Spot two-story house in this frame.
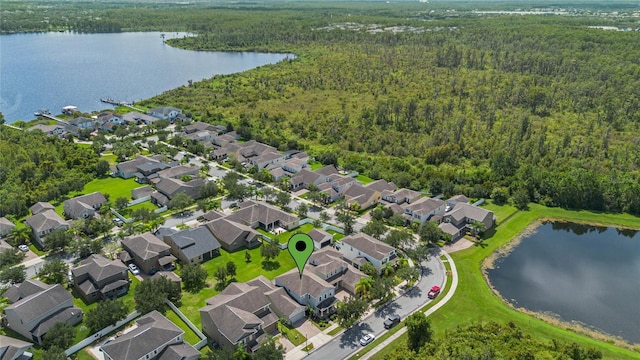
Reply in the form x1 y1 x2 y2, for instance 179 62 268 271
227 201 299 231
161 226 221 264
404 197 446 223
101 311 199 360
341 233 397 273
148 106 182 121
121 232 175 275
275 270 336 318
71 254 130 303
443 202 495 235
4 284 83 344
63 192 107 220
24 209 69 249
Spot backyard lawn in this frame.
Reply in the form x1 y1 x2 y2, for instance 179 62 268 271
83 177 141 201
178 245 297 328
258 223 316 245
164 309 203 346
355 174 374 184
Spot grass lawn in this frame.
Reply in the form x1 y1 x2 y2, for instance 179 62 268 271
179 246 297 328
118 200 158 219
83 177 141 201
370 204 640 359
278 322 307 346
327 326 343 336
164 309 202 346
308 161 323 171
101 152 118 166
273 223 315 244
327 230 345 241
355 174 374 184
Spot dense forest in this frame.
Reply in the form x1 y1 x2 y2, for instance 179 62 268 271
2 1 640 217
0 126 98 218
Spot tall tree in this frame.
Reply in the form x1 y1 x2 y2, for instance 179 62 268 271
182 263 208 292
43 322 75 350
44 229 73 252
336 296 368 329
0 265 26 284
260 241 280 262
168 192 194 215
85 298 129 333
405 312 432 352
38 259 69 285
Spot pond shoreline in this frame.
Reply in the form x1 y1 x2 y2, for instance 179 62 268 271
481 217 640 350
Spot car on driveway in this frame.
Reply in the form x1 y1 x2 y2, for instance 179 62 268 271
428 285 441 299
128 263 140 275
383 314 401 329
359 333 375 346
18 244 29 252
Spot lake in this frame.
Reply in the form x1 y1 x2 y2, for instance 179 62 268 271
487 221 640 344
0 32 291 123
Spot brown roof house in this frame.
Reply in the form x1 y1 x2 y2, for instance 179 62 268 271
156 177 205 202
161 226 221 264
343 183 380 211
227 201 299 231
101 310 199 360
0 217 16 238
24 208 68 249
121 232 176 275
3 284 82 344
200 276 304 352
341 233 397 273
0 335 33 360
71 254 130 303
63 192 107 220
203 218 261 252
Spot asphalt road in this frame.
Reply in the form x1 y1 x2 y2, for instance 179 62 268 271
305 252 446 360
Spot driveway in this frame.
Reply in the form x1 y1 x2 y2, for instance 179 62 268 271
303 252 446 360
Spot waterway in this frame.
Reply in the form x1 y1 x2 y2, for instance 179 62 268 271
0 31 291 123
487 221 640 344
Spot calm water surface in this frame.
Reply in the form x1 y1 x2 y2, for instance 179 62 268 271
0 32 290 122
487 221 640 344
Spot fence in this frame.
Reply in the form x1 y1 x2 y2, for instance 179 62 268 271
127 195 151 207
65 311 141 356
165 299 208 349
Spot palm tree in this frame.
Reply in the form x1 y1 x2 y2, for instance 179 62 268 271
9 226 32 247
470 220 486 237
355 277 374 300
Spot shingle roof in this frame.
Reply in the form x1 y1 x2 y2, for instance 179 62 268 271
63 192 106 215
227 201 298 228
448 194 470 204
365 179 397 193
117 156 160 175
32 306 82 337
405 197 445 216
122 111 158 124
2 280 50 304
5 284 74 327
275 269 333 299
342 233 395 261
315 165 338 177
0 217 16 234
24 210 67 233
101 311 189 360
158 342 201 360
203 218 259 247
308 228 332 244
0 335 32 360
122 232 170 261
448 202 493 223
164 226 220 261
72 254 127 283
29 202 54 215
131 186 153 199
156 165 199 179
438 222 461 236
290 169 321 187
0 239 13 254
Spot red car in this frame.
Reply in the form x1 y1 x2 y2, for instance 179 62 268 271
428 285 441 299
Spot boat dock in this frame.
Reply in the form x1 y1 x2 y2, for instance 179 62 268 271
39 113 68 124
101 97 147 113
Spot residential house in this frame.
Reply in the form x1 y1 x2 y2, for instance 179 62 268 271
270 167 287 182
404 197 446 223
211 132 239 149
148 106 182 121
365 179 397 193
315 165 339 178
381 188 421 205
150 191 170 207
343 183 380 210
4 284 82 344
0 335 33 360
2 280 49 304
307 247 366 295
317 182 340 203
203 218 261 252
200 276 304 351
131 185 154 200
275 270 336 318
24 210 69 248
155 165 199 180
290 151 310 163
63 192 107 219
289 169 322 190
162 226 221 264
66 116 95 130
71 254 130 304
101 310 199 360
96 112 124 126
281 158 307 174
181 130 217 143
29 202 54 215
184 121 217 134
156 177 205 201
27 124 67 137
308 228 333 250
0 217 15 238
250 151 286 169
116 155 165 179
0 239 13 254
121 232 175 275
341 233 397 273
122 111 158 125
227 201 299 231
134 161 171 183
443 202 495 234
438 222 465 242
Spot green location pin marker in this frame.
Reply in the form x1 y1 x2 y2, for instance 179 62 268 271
288 233 314 279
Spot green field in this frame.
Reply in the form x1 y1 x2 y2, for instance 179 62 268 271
355 174 374 184
164 309 203 346
369 203 640 359
83 177 141 201
179 245 297 328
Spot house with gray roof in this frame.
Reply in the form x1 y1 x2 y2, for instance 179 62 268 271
101 310 199 360
96 111 124 126
131 185 154 200
2 280 50 304
446 194 470 207
250 151 286 169
404 197 446 223
381 188 421 205
4 284 82 345
156 177 205 201
116 155 164 179
307 247 366 295
148 106 182 121
184 121 218 134
122 111 159 125
343 183 380 210
443 202 495 235
281 158 307 174
289 169 323 190
308 228 333 250
200 276 304 352
275 269 336 318
341 233 397 273
24 210 68 248
0 239 13 254
63 192 107 220
71 254 130 303
0 335 33 360
0 217 15 238
162 226 221 264
203 218 261 252
365 179 397 193
155 165 199 180
227 201 299 231
270 167 287 182
315 165 339 177
121 232 175 275
438 222 464 242
66 116 94 129
29 202 54 215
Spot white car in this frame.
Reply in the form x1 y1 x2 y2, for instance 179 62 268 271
359 333 375 346
18 244 29 252
128 263 140 275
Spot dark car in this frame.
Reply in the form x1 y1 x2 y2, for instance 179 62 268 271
383 314 401 329
428 285 441 299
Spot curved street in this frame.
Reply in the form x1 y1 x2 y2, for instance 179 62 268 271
300 248 456 360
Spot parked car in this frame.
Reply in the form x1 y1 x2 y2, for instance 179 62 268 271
359 333 375 346
128 263 140 275
383 314 401 329
18 244 29 252
428 285 441 299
